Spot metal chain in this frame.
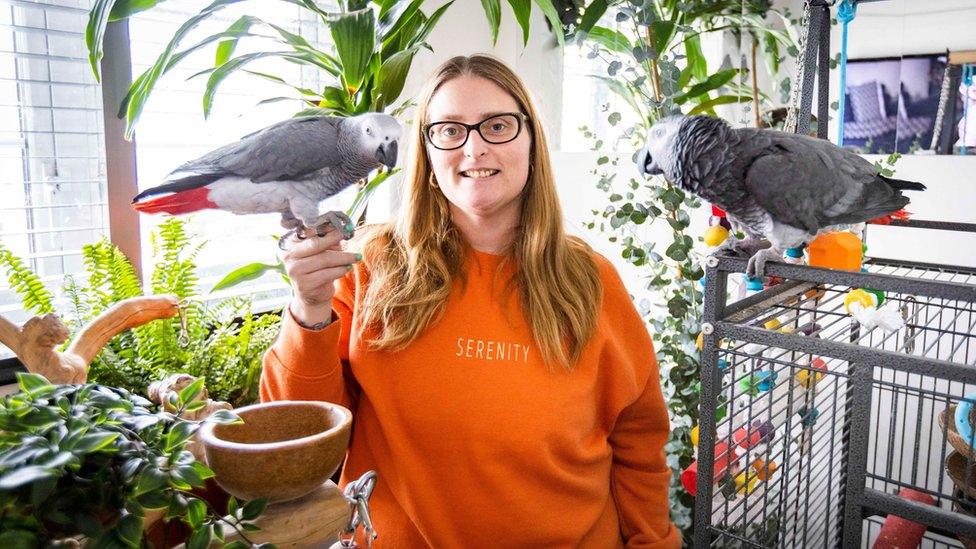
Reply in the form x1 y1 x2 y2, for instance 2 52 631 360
784 1 813 134
930 60 954 150
177 298 190 347
338 471 378 549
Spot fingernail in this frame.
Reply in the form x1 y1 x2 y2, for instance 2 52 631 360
354 253 363 262
346 264 354 271
345 223 354 232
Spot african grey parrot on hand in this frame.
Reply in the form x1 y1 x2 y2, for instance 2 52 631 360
637 115 926 278
132 113 400 245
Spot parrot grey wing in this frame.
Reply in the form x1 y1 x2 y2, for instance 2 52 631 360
742 132 907 232
172 116 344 183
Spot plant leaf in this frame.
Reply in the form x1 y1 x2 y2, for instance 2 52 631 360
178 377 206 404
376 49 415 111
211 261 286 292
346 168 400 221
215 15 258 66
480 0 501 45
329 8 376 94
531 0 564 45
673 68 739 105
16 372 51 395
74 432 121 454
584 25 631 55
506 0 531 45
687 95 750 116
577 0 607 35
0 465 57 490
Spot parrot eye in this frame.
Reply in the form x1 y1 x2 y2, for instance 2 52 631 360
365 126 372 135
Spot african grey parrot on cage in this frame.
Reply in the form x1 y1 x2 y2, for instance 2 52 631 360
637 115 926 278
132 113 401 243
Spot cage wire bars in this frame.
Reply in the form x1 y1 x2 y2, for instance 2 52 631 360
693 0 976 547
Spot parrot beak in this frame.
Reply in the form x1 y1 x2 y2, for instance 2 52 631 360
376 141 398 169
638 147 663 178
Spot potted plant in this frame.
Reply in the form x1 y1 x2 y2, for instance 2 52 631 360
0 372 268 548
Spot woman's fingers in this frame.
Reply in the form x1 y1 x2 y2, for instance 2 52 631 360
289 251 361 277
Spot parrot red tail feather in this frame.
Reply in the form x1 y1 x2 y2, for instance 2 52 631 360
132 187 218 215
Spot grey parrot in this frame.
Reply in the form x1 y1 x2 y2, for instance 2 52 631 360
637 115 926 278
132 112 401 245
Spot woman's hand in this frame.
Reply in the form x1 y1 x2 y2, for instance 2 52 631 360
281 228 361 326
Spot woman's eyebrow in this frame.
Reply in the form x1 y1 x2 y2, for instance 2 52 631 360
434 111 513 121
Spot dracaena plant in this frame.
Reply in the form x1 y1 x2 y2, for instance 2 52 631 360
0 373 268 549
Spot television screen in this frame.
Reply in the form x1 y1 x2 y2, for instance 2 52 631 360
841 54 968 155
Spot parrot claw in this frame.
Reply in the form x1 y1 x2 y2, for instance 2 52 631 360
309 211 355 240
746 248 783 279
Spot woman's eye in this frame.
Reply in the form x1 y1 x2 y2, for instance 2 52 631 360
441 127 458 136
489 123 507 132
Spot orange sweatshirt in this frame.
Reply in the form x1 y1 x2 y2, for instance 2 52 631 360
260 248 680 548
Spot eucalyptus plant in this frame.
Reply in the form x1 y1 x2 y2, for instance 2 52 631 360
0 372 266 549
564 0 797 541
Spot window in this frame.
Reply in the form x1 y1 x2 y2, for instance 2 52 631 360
0 0 107 355
128 1 339 311
560 20 641 152
1 0 340 361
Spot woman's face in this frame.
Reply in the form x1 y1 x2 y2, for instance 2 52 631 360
425 75 532 222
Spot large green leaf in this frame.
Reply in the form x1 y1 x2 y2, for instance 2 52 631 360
507 0 531 45
85 0 115 81
108 0 165 20
576 0 607 35
330 8 376 94
211 262 285 293
673 68 739 105
194 51 336 117
480 0 502 45
407 2 454 50
585 26 631 55
87 0 167 81
531 0 564 45
377 49 416 111
121 0 245 137
215 15 258 66
650 20 675 57
687 94 750 115
377 0 423 42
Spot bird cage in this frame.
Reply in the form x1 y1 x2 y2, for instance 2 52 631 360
694 220 976 548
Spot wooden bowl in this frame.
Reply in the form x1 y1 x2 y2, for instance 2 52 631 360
199 401 352 503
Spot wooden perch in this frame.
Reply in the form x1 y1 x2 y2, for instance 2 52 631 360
0 295 180 384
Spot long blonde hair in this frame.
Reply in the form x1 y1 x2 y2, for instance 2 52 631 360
357 55 602 369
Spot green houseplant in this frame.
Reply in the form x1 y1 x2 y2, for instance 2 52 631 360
0 372 267 549
0 218 279 407
561 0 797 541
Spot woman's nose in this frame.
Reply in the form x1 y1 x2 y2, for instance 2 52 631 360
463 129 488 158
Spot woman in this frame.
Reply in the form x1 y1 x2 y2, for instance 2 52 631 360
261 55 679 548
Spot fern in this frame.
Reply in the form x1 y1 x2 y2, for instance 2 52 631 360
0 244 55 315
3 218 278 406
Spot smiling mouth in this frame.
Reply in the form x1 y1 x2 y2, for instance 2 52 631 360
459 169 500 179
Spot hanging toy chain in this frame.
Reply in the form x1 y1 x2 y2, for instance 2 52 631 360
332 471 379 549
783 1 813 134
177 299 190 347
836 0 857 145
930 54 953 150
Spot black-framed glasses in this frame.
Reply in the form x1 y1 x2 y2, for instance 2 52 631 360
424 112 529 150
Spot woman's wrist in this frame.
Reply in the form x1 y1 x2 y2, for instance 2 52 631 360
289 300 334 330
